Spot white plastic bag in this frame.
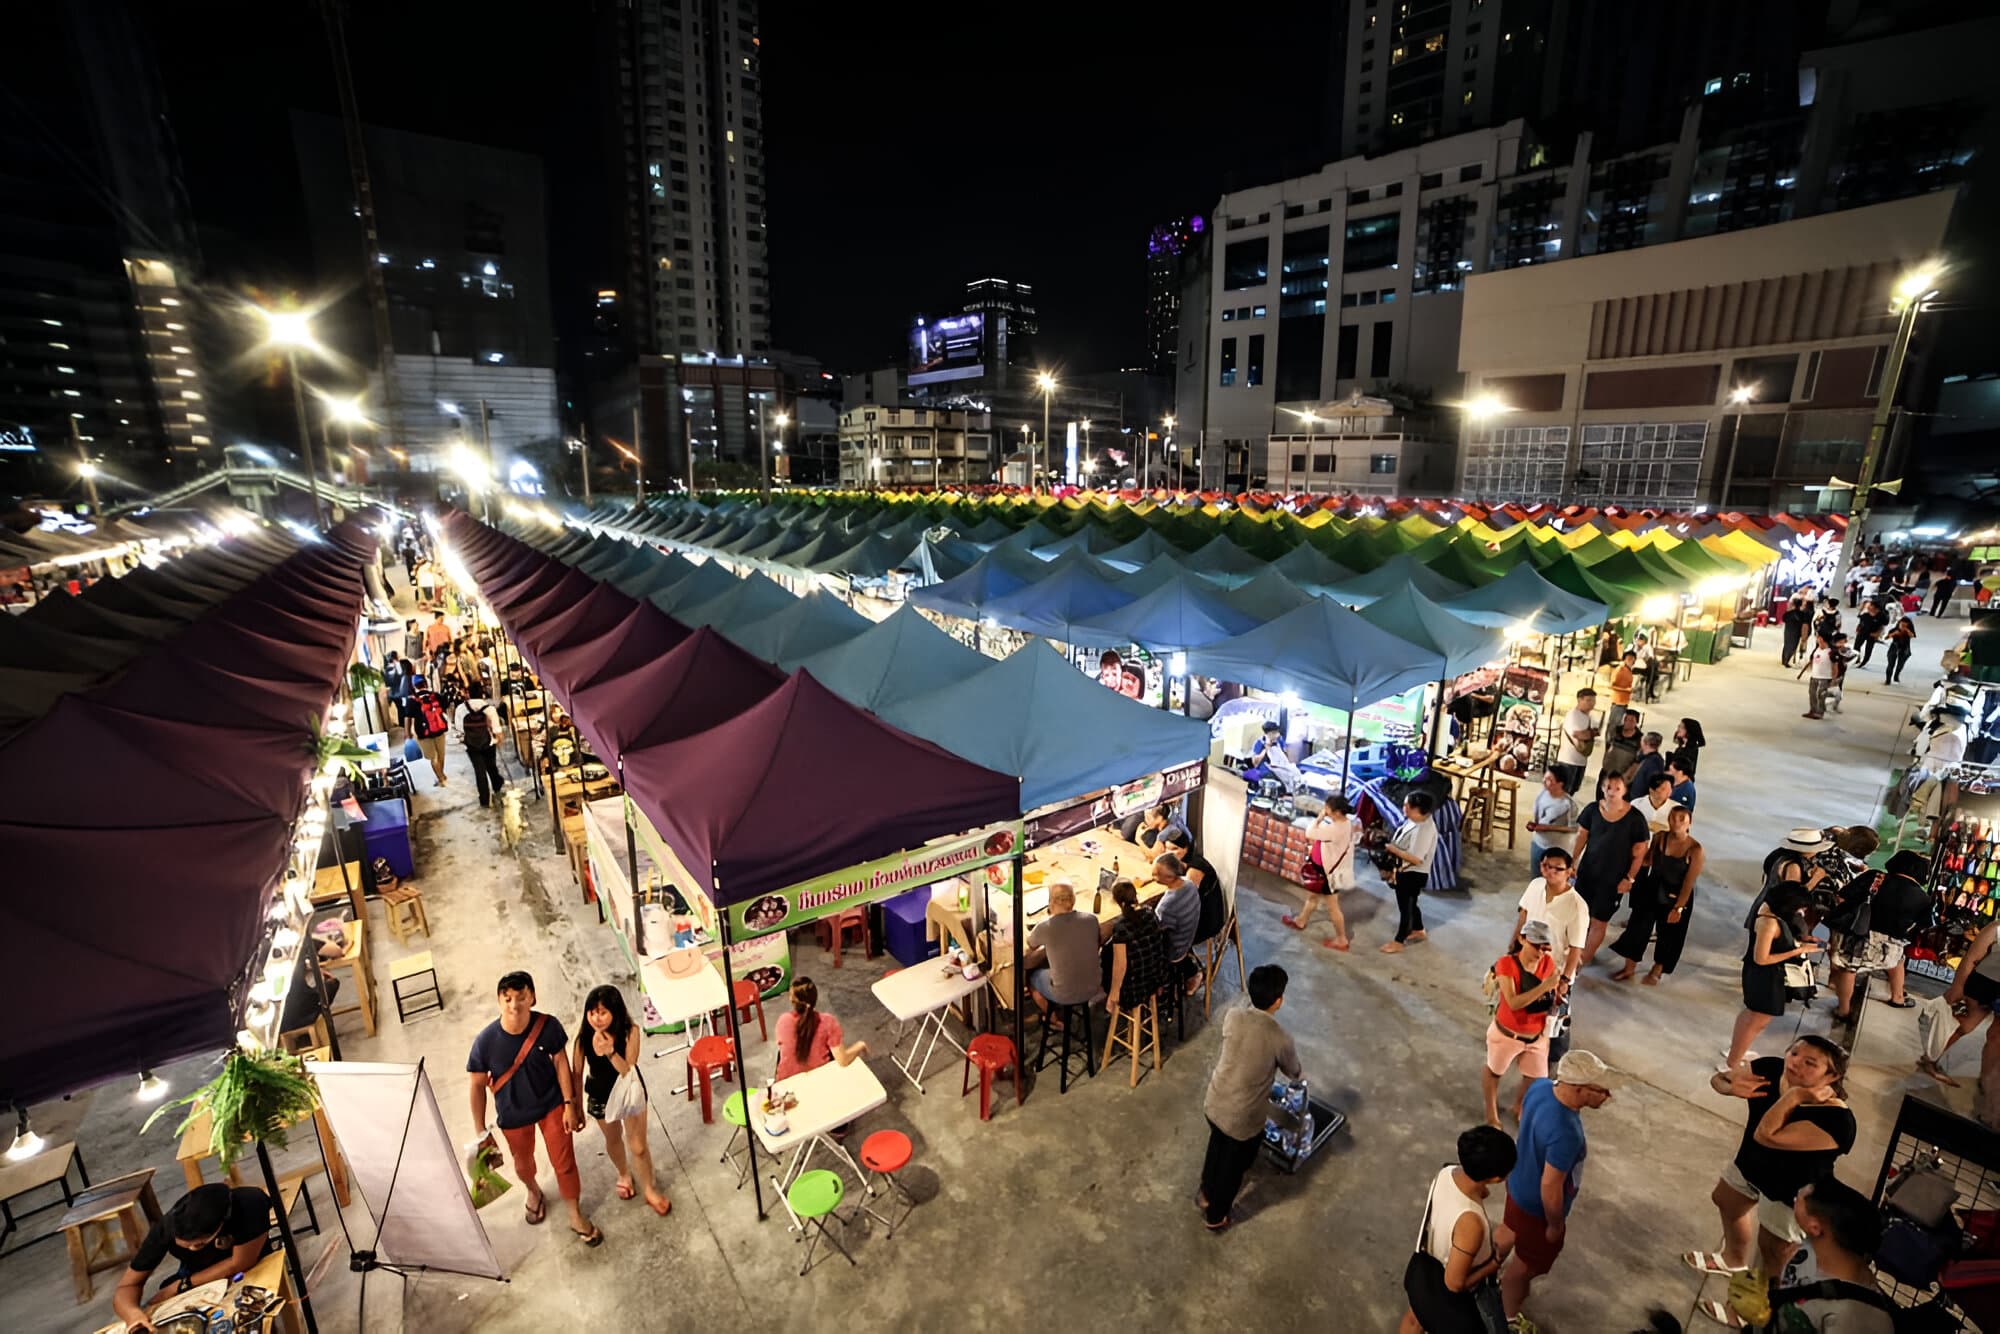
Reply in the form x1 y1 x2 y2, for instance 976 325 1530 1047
1914 994 1955 1064
602 1068 648 1121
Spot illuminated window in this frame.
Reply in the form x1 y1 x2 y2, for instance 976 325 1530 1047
1391 110 1406 126
1391 45 1407 63
48 342 69 350
1424 33 1444 53
1463 89 1475 105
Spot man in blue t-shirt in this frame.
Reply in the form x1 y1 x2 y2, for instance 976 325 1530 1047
467 971 600 1245
1666 752 1698 816
1501 1050 1618 1323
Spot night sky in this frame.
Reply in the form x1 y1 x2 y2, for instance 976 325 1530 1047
141 0 1333 375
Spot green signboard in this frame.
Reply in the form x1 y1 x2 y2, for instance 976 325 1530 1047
726 820 1025 937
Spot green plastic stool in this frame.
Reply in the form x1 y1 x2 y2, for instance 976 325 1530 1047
719 1087 758 1189
788 1169 854 1275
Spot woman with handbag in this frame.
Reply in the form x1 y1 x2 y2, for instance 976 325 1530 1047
1725 882 1822 1071
571 985 670 1217
1684 1035 1854 1281
1281 796 1355 951
1400 1125 1518 1334
1380 792 1441 955
1607 806 1705 986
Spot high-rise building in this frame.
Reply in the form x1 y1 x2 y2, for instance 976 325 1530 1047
962 278 1037 367
1145 216 1206 379
605 0 770 362
291 114 561 480
1 2 212 499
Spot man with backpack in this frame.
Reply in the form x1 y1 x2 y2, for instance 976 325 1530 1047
408 675 452 787
461 695 507 808
1701 1176 1894 1332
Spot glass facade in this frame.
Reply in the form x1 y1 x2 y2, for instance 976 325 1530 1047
1460 425 1569 501
1579 152 1670 255
1413 194 1475 293
1279 227 1330 317
1573 421 1707 505
1223 237 1271 290
1343 213 1401 272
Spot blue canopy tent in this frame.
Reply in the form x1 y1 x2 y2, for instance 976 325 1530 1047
645 559 741 614
1323 553 1470 607
1068 567 1265 651
610 550 701 600
978 555 1138 642
794 604 990 711
1178 534 1270 588
1119 553 1213 598
674 569 797 630
721 589 870 668
1187 595 1442 781
1222 566 1320 622
1029 525 1130 561
1438 562 1610 635
897 534 984 585
1355 584 1508 680
1097 528 1186 572
808 531 912 578
908 548 1046 621
1269 542 1359 593
880 641 1212 812
960 515 1016 545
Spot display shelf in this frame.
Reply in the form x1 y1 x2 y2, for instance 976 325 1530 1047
1867 1094 2000 1328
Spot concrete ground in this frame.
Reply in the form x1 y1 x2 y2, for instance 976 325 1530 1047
0 607 1975 1334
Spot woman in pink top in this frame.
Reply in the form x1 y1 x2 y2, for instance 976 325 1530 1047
772 977 869 1083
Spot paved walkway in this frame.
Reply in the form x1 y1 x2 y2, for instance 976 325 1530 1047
0 603 1974 1334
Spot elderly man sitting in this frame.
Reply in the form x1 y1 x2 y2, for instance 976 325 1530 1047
1024 880 1104 1022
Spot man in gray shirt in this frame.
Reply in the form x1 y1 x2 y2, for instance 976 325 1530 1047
1153 854 1202 963
1199 964 1300 1230
1023 881 1102 1019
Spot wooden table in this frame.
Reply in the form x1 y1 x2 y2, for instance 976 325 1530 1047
0 1139 85 1248
310 860 364 921
871 960 988 1093
322 916 377 1037
90 1247 299 1334
175 1051 351 1209
751 1059 889 1231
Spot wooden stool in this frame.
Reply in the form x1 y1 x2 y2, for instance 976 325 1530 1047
1489 777 1519 851
56 1169 160 1303
1102 996 1162 1087
278 1014 331 1054
729 978 767 1043
382 884 429 944
323 918 377 1038
961 1034 1022 1120
1460 787 1493 852
389 951 444 1022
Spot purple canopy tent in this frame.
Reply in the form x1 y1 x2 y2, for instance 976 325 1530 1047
568 626 784 766
537 603 691 702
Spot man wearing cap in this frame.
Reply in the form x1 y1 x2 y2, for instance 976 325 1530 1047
1501 1050 1618 1323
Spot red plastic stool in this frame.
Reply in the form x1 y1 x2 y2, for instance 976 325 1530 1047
961 1034 1022 1121
856 1129 916 1237
730 978 767 1043
686 1034 736 1124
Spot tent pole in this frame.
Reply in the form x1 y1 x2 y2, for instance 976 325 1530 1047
717 909 765 1222
621 760 642 957
254 1139 319 1334
1338 692 1358 797
1428 676 1449 756
1011 853 1026 1061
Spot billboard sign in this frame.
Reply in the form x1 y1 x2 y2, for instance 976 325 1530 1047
909 313 986 385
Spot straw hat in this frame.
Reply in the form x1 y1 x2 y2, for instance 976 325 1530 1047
1782 828 1833 855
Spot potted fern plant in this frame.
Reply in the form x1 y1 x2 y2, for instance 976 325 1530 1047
347 661 387 735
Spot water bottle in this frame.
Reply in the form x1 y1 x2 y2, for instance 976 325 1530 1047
1300 1109 1315 1145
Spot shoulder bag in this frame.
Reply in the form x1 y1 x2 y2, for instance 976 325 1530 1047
488 1013 550 1096
1402 1169 1508 1334
602 1064 648 1121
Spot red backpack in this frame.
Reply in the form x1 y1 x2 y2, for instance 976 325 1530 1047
414 692 449 739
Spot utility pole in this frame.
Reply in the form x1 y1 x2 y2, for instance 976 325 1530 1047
632 404 646 505
285 347 329 529
1829 267 1937 596
70 416 101 514
576 427 592 507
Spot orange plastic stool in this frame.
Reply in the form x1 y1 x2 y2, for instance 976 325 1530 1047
686 1034 736 1124
731 978 768 1043
961 1034 1022 1121
857 1129 916 1237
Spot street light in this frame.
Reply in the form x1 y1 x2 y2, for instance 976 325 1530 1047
765 410 788 500
76 458 102 514
1162 414 1176 488
1716 386 1758 507
255 304 327 529
1035 371 1057 487
1830 261 1943 593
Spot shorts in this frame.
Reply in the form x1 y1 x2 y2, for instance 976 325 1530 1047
1503 1192 1566 1278
1719 1160 1805 1244
1029 967 1059 1002
1967 971 2000 1012
1484 1021 1550 1078
1830 930 1904 975
416 734 447 767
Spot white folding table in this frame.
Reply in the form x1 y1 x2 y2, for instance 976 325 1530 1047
751 1059 889 1231
871 960 987 1093
641 949 729 1093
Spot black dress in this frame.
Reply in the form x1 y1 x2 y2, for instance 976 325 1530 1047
1741 910 1799 1017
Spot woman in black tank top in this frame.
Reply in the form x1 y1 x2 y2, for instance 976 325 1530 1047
570 985 671 1217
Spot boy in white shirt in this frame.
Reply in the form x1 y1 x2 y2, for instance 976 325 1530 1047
1514 848 1588 1064
1553 688 1599 796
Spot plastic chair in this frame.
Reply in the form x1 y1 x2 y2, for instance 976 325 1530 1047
730 977 767 1043
719 1087 758 1188
684 1034 736 1124
856 1129 916 1237
788 1170 854 1275
1032 997 1099 1092
815 906 872 967
961 1033 1023 1121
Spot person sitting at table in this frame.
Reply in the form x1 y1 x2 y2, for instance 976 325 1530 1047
1152 853 1206 996
1244 720 1301 791
1025 880 1103 1025
1138 801 1190 851
1106 880 1171 1020
774 977 870 1084
113 1182 274 1332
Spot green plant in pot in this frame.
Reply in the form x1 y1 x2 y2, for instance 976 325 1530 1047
310 717 376 781
143 1047 320 1171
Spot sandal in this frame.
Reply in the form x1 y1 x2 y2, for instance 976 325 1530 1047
1883 997 1916 1009
524 1197 547 1225
571 1224 604 1246
1323 938 1351 952
1696 1299 1745 1328
615 1181 635 1201
647 1195 671 1217
1681 1251 1745 1275
1280 914 1306 931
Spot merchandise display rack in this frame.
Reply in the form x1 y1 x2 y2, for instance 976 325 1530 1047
1868 1094 2000 1327
1913 794 2000 985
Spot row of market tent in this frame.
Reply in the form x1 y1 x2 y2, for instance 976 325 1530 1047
0 519 376 1106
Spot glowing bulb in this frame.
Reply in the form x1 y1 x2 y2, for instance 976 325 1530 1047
137 1070 168 1103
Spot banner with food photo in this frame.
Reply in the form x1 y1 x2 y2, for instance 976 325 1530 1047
725 820 1025 938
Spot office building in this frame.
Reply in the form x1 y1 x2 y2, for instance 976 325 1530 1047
604 0 770 363
1145 216 1205 378
292 114 561 477
961 278 1037 368
1456 191 1954 510
837 404 992 487
1 3 211 498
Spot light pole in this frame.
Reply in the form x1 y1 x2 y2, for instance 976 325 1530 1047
258 307 328 529
1162 415 1175 489
1080 418 1092 487
69 415 102 514
320 393 372 485
1715 385 1756 509
1462 395 1513 502
765 410 787 500
1035 371 1057 489
1829 263 1940 596
572 429 593 506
